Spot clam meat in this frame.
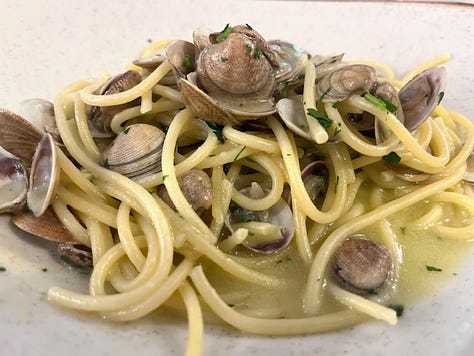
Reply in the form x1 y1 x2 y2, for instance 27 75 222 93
0 148 28 214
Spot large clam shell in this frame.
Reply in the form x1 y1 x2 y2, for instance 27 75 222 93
102 123 165 181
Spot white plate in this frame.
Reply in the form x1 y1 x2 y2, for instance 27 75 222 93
0 1 473 355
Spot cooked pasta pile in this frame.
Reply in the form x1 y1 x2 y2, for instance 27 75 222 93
36 34 474 356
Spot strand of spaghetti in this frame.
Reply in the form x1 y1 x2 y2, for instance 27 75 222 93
327 283 397 325
152 194 286 289
190 266 364 334
117 203 146 271
302 164 466 314
303 61 329 143
56 149 111 204
377 220 402 299
413 203 444 228
291 192 312 265
178 280 203 356
231 153 284 211
401 53 451 85
80 214 114 264
140 88 153 114
80 60 173 106
223 127 281 154
267 116 347 223
54 80 174 290
348 96 450 167
110 99 184 134
51 197 89 245
73 92 100 160
161 108 219 243
104 258 196 321
140 39 171 58
152 84 182 102
197 143 259 168
325 102 399 157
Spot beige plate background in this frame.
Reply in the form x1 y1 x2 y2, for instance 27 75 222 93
0 1 473 355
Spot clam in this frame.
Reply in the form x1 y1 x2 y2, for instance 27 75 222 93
57 243 94 271
0 148 28 214
301 160 329 205
225 182 294 253
387 163 430 183
18 98 63 144
27 133 60 217
275 97 311 141
315 64 377 103
158 169 213 215
102 123 165 181
87 70 142 137
333 235 391 295
311 54 346 79
0 108 43 166
11 207 75 243
399 67 447 131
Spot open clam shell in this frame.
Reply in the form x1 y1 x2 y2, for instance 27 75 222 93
27 133 60 217
0 148 28 214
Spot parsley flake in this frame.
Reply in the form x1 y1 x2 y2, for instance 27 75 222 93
216 24 233 42
162 175 169 182
382 151 401 164
253 47 262 59
233 146 246 162
183 54 193 72
221 56 228 62
41 268 48 272
365 92 398 113
426 265 442 272
306 108 333 129
206 122 225 143
316 87 331 106
437 91 445 105
0 266 6 272
245 44 252 53
103 159 110 169
388 304 404 317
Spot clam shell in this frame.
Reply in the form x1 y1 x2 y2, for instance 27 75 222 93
333 236 391 295
102 124 165 181
27 133 60 217
0 149 28 214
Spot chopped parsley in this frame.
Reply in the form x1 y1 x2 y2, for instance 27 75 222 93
233 146 246 161
245 43 252 53
400 226 406 234
253 47 262 59
316 87 331 106
426 265 442 272
276 256 292 264
246 157 256 163
41 268 48 272
216 24 233 42
306 108 333 129
388 304 404 317
382 151 401 164
103 159 110 169
332 101 340 109
0 266 6 272
206 122 225 143
437 91 445 105
221 56 228 62
335 175 340 192
123 127 131 134
162 175 169 182
367 289 378 295
364 92 398 113
227 303 235 308
183 54 193 72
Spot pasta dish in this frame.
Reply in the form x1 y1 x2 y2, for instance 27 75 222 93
0 24 473 355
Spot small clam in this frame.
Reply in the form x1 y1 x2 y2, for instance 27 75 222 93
102 124 165 181
11 207 75 243
0 148 28 214
373 81 404 144
57 243 94 271
0 108 43 166
87 70 142 137
311 54 346 79
18 98 63 144
166 40 197 79
275 97 311 141
333 235 391 295
315 64 377 103
225 182 294 253
399 67 447 131
27 133 60 217
158 169 213 215
301 160 329 205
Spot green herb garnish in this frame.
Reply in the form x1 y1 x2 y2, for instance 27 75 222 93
316 87 331 106
253 47 262 59
388 304 404 317
306 108 333 129
400 226 406 234
206 122 225 143
426 265 442 272
123 127 131 134
332 101 340 109
221 56 228 62
245 44 252 53
233 146 246 162
246 157 256 163
335 175 340 192
382 151 401 164
41 268 48 272
437 91 445 105
216 24 233 42
0 266 6 272
103 159 110 169
365 92 398 113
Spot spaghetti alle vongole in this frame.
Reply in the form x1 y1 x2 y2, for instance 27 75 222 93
0 24 473 356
